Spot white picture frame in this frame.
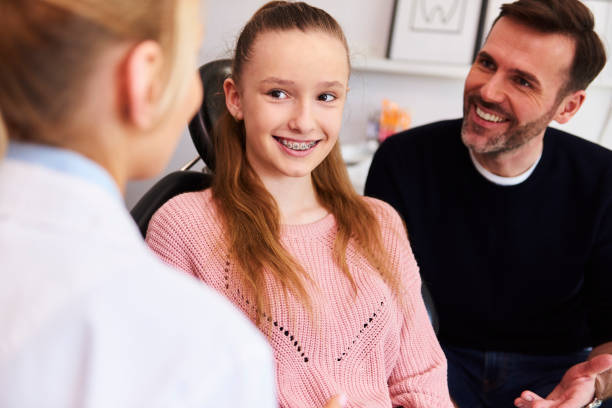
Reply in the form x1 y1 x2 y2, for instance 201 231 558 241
387 0 485 65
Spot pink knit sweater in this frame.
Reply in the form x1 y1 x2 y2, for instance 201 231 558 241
146 189 453 408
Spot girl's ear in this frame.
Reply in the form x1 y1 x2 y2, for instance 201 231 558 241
120 40 163 129
223 77 243 120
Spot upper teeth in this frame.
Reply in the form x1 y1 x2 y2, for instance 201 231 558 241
476 107 504 123
281 139 317 151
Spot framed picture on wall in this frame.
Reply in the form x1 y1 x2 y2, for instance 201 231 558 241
387 0 486 65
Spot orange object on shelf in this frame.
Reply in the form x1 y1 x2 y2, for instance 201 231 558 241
378 99 411 142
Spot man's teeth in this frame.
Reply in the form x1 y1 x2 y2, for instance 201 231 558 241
476 106 504 123
280 139 317 151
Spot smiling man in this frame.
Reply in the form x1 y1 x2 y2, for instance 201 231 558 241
365 1 612 407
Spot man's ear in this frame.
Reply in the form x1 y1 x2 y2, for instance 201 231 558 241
223 77 243 120
554 89 586 125
121 40 163 129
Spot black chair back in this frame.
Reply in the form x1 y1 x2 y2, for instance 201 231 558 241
187 59 232 172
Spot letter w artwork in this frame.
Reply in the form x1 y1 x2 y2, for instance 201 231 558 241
388 0 482 64
410 0 468 33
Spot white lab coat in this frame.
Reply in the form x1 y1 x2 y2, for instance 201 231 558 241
0 159 276 408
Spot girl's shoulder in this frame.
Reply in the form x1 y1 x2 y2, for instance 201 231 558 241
361 196 404 228
155 188 216 220
359 196 410 249
149 188 223 235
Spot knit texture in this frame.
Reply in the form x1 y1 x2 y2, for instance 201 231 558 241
146 189 453 408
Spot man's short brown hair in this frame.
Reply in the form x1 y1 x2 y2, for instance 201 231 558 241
493 0 607 92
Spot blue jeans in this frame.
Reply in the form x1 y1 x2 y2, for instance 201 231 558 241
443 344 608 408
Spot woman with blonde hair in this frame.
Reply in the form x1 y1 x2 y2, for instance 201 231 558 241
0 0 277 406
147 2 454 407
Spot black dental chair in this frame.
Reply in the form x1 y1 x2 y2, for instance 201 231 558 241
129 58 439 334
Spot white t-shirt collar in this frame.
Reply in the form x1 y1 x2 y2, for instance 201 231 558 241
469 149 542 186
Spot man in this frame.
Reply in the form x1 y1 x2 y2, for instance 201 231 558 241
365 1 612 407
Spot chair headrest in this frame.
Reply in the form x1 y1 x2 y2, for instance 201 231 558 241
187 59 233 172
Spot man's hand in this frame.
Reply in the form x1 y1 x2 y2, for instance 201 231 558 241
513 354 612 408
591 343 612 401
323 394 347 408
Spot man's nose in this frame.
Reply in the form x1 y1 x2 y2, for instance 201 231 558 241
479 73 506 104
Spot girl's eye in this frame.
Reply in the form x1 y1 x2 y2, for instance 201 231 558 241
318 93 336 102
267 89 288 99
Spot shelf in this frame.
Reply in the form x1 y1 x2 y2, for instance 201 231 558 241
351 56 612 89
351 56 470 79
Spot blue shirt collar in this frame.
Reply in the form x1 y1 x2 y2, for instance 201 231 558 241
6 142 122 201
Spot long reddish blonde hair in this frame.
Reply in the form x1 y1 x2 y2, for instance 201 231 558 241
212 1 400 323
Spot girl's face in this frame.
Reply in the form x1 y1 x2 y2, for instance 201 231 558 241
226 29 349 183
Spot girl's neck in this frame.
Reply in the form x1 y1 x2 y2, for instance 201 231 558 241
260 174 328 225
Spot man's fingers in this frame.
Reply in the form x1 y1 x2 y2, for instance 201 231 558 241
523 390 545 401
323 394 347 408
515 390 548 408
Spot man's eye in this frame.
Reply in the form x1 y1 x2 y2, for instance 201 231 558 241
318 93 336 102
516 77 532 88
268 89 288 99
479 59 495 70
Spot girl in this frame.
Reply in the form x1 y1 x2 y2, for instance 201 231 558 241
147 2 453 407
0 0 276 406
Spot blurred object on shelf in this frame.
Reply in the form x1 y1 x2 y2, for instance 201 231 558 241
343 99 411 194
341 141 374 195
341 142 370 166
366 110 381 152
378 99 411 143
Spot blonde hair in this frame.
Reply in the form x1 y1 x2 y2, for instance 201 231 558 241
0 0 198 145
213 1 400 324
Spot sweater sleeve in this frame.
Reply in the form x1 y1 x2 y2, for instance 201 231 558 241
586 167 612 346
372 201 453 408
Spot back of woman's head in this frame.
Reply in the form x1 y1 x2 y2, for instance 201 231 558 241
0 0 193 145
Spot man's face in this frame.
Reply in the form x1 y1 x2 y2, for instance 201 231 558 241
461 17 576 155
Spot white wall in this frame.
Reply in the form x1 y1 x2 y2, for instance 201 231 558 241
125 0 612 208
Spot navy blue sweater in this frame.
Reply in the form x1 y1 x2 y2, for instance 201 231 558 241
365 119 612 353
